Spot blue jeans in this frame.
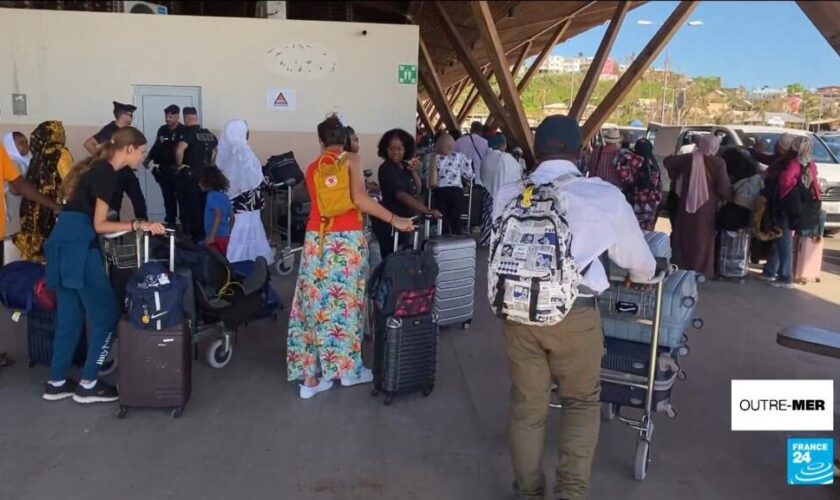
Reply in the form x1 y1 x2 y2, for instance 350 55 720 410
763 215 793 284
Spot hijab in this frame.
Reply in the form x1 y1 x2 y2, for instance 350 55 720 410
26 121 67 189
3 132 31 171
632 138 659 190
217 119 265 199
685 134 720 214
792 136 815 188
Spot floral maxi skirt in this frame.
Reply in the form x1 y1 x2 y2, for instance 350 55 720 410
286 230 368 381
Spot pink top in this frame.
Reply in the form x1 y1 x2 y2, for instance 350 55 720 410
778 159 820 201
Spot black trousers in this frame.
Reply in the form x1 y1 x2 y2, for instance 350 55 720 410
434 186 464 235
176 169 206 242
371 219 414 259
153 165 179 227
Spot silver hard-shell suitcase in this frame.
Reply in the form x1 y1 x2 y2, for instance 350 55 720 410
424 218 475 330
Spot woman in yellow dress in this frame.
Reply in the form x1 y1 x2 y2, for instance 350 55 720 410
15 121 73 262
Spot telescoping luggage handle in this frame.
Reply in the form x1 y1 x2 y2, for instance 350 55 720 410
102 229 176 272
392 214 441 251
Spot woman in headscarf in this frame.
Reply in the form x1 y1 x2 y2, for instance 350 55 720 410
216 119 273 264
3 132 31 248
664 134 732 277
15 121 73 262
761 136 821 288
616 138 662 231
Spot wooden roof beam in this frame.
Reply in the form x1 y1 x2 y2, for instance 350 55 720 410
471 1 534 156
581 1 699 143
518 18 572 94
433 2 519 141
419 36 460 133
569 0 630 120
487 40 533 128
417 96 434 132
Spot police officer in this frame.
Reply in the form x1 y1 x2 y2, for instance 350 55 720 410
175 107 217 242
143 104 184 228
84 101 147 221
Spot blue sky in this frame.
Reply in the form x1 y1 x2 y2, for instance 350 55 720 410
550 1 840 89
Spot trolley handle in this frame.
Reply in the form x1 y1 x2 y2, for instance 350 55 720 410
625 269 668 287
268 178 298 189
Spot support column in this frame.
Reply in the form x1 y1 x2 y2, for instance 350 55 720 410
419 37 460 133
568 1 630 121
581 1 699 143
417 96 434 133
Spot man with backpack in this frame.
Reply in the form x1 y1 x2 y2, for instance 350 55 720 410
489 115 655 500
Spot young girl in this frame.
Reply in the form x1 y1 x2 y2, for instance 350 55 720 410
43 127 165 404
199 166 234 255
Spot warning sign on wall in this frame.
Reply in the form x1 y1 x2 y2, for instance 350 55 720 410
266 88 296 111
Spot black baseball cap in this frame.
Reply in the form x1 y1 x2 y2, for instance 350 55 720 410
534 115 582 155
183 107 198 116
164 104 180 114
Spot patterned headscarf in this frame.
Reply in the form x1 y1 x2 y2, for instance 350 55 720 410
14 121 70 262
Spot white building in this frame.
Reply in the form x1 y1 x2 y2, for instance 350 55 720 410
539 55 591 74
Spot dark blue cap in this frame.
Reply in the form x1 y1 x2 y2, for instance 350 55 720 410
534 115 582 155
488 133 507 150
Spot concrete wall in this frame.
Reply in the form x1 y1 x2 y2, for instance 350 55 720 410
0 8 418 171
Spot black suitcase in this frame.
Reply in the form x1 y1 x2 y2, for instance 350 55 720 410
27 309 87 367
600 337 681 416
117 319 191 419
372 313 438 405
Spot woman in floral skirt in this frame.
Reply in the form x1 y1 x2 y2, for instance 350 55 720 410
286 115 414 399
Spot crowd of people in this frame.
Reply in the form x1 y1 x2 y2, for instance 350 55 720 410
0 101 826 497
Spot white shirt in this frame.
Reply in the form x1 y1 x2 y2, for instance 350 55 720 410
434 152 474 188
678 143 696 154
480 150 523 200
492 159 656 294
454 133 489 185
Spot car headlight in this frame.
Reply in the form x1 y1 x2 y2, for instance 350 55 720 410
818 177 828 193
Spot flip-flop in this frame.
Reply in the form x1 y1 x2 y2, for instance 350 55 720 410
0 353 14 368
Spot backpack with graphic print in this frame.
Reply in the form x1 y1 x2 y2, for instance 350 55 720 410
313 152 357 248
487 174 581 326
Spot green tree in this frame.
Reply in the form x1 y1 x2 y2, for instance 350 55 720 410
786 83 806 96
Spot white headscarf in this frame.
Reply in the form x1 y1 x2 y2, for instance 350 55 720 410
217 119 265 199
3 132 31 171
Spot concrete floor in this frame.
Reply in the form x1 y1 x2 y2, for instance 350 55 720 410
1 233 839 500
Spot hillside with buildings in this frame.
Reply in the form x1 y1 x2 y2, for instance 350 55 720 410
462 55 840 131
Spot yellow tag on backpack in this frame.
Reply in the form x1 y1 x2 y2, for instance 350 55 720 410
313 152 357 249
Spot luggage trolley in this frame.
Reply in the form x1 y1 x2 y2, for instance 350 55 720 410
263 179 304 275
102 229 252 372
599 269 672 481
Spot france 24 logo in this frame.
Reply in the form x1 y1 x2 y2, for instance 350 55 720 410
787 438 834 485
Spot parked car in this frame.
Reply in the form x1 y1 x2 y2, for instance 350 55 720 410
647 124 840 229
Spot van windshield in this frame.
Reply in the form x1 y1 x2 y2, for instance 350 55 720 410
734 130 838 164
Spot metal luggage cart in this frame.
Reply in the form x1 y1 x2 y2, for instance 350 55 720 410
263 179 304 275
101 229 242 371
598 269 671 481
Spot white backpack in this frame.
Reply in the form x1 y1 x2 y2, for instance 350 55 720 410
487 174 581 326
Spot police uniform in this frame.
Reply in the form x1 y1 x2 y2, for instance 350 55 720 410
178 123 218 241
147 119 184 226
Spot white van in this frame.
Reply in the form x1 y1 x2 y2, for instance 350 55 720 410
647 124 840 229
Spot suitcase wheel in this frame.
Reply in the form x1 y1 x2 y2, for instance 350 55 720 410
422 386 434 397
462 320 471 331
678 345 690 357
695 274 707 285
601 403 617 422
383 395 395 406
692 318 704 330
28 360 35 368
274 252 295 276
117 407 128 419
171 407 183 419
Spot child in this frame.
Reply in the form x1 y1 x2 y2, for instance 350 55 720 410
199 166 234 256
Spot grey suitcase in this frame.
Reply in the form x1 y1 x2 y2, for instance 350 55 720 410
424 219 475 330
599 269 704 349
718 229 750 281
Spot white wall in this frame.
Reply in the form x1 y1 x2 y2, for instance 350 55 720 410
0 8 418 151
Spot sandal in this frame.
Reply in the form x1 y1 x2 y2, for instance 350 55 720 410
0 352 14 368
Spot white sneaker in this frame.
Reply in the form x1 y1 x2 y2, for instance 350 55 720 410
757 275 776 282
772 282 795 289
341 367 374 387
299 379 334 399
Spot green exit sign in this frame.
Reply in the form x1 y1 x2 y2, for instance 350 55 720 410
398 64 417 85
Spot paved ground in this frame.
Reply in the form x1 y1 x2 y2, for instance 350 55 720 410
1 229 838 500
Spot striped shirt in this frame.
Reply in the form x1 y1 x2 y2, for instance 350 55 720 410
588 143 623 187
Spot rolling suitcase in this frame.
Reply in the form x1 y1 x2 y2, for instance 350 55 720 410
717 229 750 282
370 229 439 405
599 269 703 350
117 320 191 419
600 337 681 417
424 218 475 330
794 236 823 284
116 231 191 419
26 309 87 367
